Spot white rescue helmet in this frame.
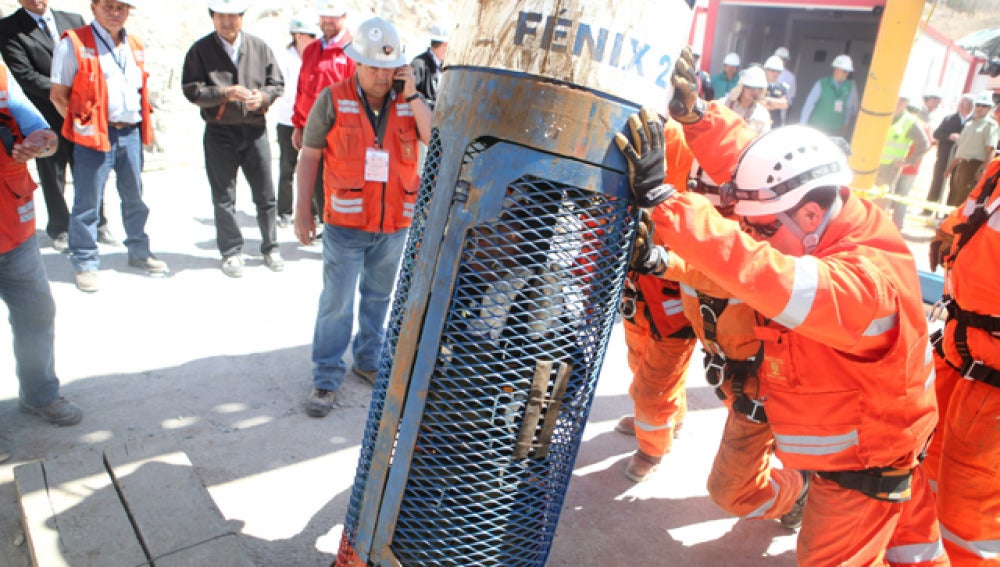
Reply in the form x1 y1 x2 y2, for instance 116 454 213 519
208 0 247 14
723 52 741 67
730 125 853 216
344 17 407 68
764 56 784 72
831 54 854 72
740 66 767 89
688 160 727 208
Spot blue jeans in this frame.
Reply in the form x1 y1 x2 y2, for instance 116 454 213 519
69 126 151 272
0 237 60 406
312 225 407 391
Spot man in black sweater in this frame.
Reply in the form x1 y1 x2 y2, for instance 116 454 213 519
182 0 284 277
926 93 974 208
410 22 448 110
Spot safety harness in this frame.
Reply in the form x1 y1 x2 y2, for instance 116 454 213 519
620 273 696 341
930 167 1000 390
816 467 913 502
698 292 768 423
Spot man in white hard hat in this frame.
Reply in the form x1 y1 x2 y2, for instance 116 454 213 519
711 52 741 100
723 65 771 135
291 0 355 229
919 87 943 129
410 21 448 109
800 54 858 137
762 55 789 127
876 93 930 230
50 0 168 293
181 0 285 278
945 91 998 206
773 46 796 106
294 16 431 417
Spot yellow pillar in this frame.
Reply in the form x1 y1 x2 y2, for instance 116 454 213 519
848 0 925 190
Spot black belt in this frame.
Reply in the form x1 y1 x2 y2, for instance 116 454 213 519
817 467 912 502
109 122 139 129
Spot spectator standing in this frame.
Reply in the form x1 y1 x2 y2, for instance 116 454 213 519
711 52 740 99
181 0 285 278
881 97 931 231
800 54 858 137
291 0 355 225
773 46 796 108
49 0 167 293
690 47 714 101
762 55 789 127
1 61 81 464
0 0 120 252
272 14 317 228
293 17 431 418
723 66 771 135
945 92 998 207
919 87 943 130
926 93 974 209
410 21 448 109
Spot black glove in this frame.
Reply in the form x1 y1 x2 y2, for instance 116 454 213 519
928 228 954 272
668 47 705 125
631 209 669 276
614 107 677 208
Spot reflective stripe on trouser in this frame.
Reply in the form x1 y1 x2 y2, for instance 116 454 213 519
798 465 947 566
707 409 804 520
623 322 696 458
935 360 1000 566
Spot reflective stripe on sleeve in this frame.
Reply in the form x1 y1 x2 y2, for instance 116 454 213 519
774 430 858 456
773 255 819 330
744 478 778 519
885 539 947 564
941 524 1000 559
862 314 898 337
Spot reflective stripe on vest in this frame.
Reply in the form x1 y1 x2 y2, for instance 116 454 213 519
885 539 948 564
940 523 1000 559
880 112 918 164
773 255 819 330
773 430 859 456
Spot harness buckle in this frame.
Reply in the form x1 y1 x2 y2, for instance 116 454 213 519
704 356 725 388
963 360 986 382
743 398 768 424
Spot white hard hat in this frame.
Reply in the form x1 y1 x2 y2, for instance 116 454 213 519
428 22 450 43
831 54 854 72
740 66 767 89
724 52 741 67
974 92 995 106
207 0 247 14
774 47 790 59
317 0 347 17
922 87 942 99
344 17 407 68
763 56 784 72
289 14 318 35
731 125 853 216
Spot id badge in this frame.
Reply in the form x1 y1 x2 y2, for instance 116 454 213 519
365 148 390 183
833 100 844 113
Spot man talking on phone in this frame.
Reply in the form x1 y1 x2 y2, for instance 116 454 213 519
294 16 430 417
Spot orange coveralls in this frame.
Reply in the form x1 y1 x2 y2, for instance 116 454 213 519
924 157 1000 566
654 102 946 566
622 119 697 459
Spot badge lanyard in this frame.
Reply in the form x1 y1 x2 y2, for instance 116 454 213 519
91 23 128 75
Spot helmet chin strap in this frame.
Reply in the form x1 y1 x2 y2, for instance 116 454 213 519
776 196 843 255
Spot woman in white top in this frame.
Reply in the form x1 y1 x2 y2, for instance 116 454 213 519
274 15 318 227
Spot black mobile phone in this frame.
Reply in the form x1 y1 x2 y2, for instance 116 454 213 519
0 125 14 156
393 79 405 95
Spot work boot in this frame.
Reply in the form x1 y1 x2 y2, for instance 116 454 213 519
129 255 169 275
222 254 244 278
264 251 285 272
780 471 811 530
615 415 636 436
19 396 83 426
75 271 99 293
97 226 121 247
625 450 661 483
51 232 69 252
352 365 377 385
306 388 336 418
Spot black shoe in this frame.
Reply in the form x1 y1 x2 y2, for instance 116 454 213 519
780 471 811 530
277 214 292 228
51 232 69 252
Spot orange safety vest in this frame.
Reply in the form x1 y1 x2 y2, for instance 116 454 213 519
0 65 40 254
322 79 420 233
667 106 937 473
61 26 153 151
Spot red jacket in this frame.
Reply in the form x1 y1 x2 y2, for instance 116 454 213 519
322 79 420 233
61 26 153 151
0 65 39 253
292 34 355 129
655 105 937 472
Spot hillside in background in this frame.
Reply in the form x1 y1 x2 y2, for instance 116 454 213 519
926 0 1000 49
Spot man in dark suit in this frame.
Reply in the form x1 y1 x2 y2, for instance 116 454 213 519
0 0 116 250
926 93 974 210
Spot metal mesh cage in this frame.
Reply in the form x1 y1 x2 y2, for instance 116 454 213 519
339 127 634 566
